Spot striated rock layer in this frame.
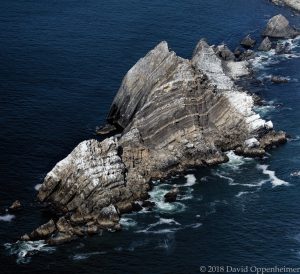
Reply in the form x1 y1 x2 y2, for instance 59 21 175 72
26 40 287 244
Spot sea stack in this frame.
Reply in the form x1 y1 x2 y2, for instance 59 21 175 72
27 39 287 244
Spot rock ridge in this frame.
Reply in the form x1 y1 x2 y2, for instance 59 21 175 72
25 37 288 244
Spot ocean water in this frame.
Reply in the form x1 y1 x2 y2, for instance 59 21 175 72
0 0 300 273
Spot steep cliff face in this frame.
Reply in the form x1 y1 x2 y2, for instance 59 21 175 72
30 40 286 244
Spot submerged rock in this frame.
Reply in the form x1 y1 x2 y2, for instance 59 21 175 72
28 39 286 244
258 37 272 51
271 75 289 83
262 14 300 39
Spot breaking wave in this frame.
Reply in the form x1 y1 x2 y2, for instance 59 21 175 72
0 214 15 222
4 240 56 264
149 184 186 213
256 164 289 187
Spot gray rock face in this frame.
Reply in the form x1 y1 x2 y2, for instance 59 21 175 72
262 14 300 38
240 35 256 48
271 0 300 11
215 44 235 61
31 40 286 244
258 37 272 51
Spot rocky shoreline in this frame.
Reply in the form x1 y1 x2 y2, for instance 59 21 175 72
21 14 299 245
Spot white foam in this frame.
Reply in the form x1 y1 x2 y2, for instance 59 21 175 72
0 214 15 222
254 104 276 117
119 217 137 228
136 217 181 234
291 171 300 177
4 240 55 264
251 37 300 71
184 174 197 186
149 185 186 213
221 151 253 171
72 251 106 260
235 191 256 197
185 223 202 229
257 164 289 187
212 170 235 184
34 184 42 191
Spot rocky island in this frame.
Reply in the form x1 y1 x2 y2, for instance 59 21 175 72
21 14 300 245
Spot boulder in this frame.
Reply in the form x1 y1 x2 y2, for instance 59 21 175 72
258 37 272 51
9 200 21 210
240 34 256 48
262 14 299 39
164 188 179 203
215 44 235 61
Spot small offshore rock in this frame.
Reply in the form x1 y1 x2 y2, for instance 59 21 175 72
291 171 300 177
262 14 300 39
131 202 143 212
96 124 117 135
240 34 256 48
271 75 289 83
141 200 155 208
9 200 21 210
258 37 272 51
164 187 179 203
21 234 30 241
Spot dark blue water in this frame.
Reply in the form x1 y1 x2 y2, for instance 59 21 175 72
1 1 300 273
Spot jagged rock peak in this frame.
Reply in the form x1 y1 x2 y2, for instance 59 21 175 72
31 39 286 244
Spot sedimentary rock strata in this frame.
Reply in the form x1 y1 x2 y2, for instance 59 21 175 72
27 37 288 244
